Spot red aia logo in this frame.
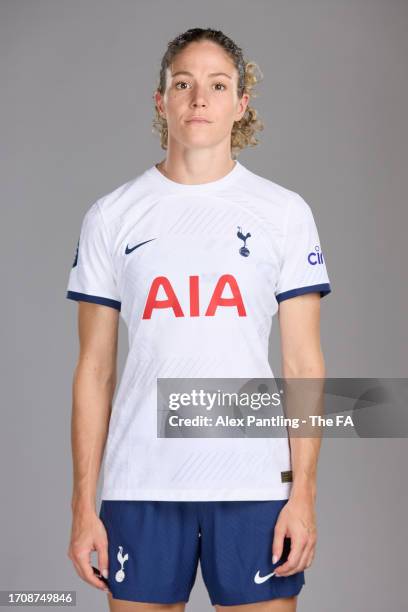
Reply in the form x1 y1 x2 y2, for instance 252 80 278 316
142 274 247 319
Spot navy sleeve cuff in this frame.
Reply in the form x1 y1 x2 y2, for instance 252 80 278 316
276 283 331 304
66 290 121 311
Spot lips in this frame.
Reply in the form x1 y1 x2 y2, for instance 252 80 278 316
186 117 211 123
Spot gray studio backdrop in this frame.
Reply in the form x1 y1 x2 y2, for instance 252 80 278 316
2 1 407 611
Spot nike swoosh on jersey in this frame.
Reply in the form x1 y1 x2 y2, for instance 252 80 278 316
253 570 276 584
125 238 156 254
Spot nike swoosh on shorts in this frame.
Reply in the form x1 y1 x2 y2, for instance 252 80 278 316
253 570 276 584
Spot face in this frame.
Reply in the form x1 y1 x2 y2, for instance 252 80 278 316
155 40 249 151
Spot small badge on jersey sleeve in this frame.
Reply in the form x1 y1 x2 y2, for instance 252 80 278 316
307 244 325 266
72 237 79 268
281 470 293 483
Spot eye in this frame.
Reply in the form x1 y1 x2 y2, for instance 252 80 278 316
214 82 226 91
175 81 190 90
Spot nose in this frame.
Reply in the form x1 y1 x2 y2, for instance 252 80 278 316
190 84 208 108
191 98 207 109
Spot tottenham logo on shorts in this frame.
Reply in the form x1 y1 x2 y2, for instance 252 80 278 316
308 245 325 265
115 545 129 583
237 226 251 257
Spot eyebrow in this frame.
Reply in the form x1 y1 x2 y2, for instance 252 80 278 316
171 70 232 80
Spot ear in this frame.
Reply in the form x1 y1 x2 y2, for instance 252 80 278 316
154 90 166 118
235 93 250 122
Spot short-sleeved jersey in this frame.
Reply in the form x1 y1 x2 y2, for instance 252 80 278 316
66 160 332 501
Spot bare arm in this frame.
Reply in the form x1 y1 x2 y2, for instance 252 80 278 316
70 301 119 511
279 292 325 500
272 292 325 577
67 301 119 593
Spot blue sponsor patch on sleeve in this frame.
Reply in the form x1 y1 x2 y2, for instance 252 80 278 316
72 237 79 268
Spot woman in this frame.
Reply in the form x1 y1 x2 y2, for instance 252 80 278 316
66 27 332 612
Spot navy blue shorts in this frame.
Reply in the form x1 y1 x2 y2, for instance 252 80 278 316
99 499 305 606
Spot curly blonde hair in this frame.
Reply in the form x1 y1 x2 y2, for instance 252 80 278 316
152 28 264 159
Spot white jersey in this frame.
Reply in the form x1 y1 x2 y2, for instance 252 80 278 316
66 160 332 501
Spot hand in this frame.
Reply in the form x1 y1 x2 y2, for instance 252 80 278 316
272 492 317 577
67 508 110 594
